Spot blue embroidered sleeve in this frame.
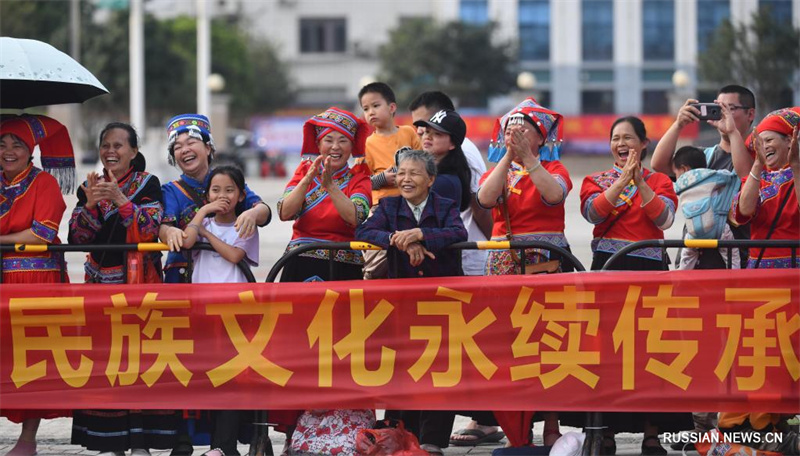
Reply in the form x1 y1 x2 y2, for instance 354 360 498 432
30 219 58 243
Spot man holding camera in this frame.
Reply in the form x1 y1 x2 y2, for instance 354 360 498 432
652 85 755 268
652 84 756 177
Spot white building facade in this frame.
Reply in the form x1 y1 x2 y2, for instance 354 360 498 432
149 0 800 114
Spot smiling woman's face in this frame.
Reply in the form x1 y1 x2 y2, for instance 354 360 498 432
99 128 137 178
0 133 32 180
318 130 352 169
610 121 645 168
172 132 212 178
759 130 790 170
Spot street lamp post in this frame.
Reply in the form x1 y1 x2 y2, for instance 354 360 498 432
197 0 211 116
669 69 691 115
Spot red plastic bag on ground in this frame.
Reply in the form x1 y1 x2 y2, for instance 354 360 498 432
355 420 428 456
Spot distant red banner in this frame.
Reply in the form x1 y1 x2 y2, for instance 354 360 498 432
1 270 797 412
396 114 698 143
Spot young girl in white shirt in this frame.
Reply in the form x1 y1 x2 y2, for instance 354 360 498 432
183 165 259 284
182 165 259 456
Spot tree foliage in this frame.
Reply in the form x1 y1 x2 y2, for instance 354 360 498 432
0 1 292 125
699 9 800 114
378 18 516 108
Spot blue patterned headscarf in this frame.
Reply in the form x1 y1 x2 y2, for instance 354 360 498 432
166 114 216 165
488 98 564 163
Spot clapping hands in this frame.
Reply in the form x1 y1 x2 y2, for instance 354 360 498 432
81 171 128 209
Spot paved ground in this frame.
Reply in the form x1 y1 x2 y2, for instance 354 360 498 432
2 154 693 455
0 415 691 455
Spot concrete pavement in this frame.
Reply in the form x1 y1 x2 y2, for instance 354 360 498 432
0 416 689 455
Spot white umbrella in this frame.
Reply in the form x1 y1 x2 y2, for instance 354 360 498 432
0 36 109 109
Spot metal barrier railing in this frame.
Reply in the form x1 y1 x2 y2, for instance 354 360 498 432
601 239 800 271
265 240 585 282
0 242 256 283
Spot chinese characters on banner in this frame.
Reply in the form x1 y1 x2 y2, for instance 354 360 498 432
1 270 797 412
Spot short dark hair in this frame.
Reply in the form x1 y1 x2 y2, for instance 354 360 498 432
718 85 756 110
672 146 707 171
207 164 247 216
99 122 139 149
610 116 649 160
397 149 437 178
408 91 455 112
358 82 396 105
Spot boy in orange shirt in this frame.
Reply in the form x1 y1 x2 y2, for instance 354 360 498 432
358 82 421 279
359 82 422 205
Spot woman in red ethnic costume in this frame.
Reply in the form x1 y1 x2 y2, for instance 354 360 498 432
580 116 678 272
579 116 688 455
1 115 74 456
732 107 800 269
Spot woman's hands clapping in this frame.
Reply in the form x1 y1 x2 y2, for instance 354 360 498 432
81 171 128 209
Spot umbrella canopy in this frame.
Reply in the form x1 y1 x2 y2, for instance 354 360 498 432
0 37 109 109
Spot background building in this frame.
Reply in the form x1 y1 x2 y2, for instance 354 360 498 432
149 0 800 115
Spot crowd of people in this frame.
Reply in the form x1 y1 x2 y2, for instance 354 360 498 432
1 82 799 456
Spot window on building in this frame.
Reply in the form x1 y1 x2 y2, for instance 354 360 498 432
460 0 489 25
697 0 729 53
582 0 614 61
759 0 792 24
642 90 670 114
582 90 615 113
642 0 674 61
519 0 550 61
299 18 346 53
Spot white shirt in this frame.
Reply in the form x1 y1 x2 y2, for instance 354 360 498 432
460 137 489 275
405 196 429 223
192 218 259 283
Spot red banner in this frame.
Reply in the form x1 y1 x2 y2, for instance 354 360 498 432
2 270 798 412
395 114 699 142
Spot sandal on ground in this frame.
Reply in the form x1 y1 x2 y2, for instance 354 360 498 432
602 435 616 455
420 443 444 455
449 428 506 446
641 435 667 456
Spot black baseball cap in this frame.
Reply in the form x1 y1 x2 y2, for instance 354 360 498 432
413 109 466 147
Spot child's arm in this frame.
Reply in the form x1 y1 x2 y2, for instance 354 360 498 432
183 200 228 249
198 227 247 264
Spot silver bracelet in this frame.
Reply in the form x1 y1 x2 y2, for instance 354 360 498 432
525 160 542 174
748 171 760 181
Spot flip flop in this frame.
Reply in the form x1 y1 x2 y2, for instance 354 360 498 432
449 428 506 446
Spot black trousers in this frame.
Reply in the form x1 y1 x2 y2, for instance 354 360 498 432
385 410 456 448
